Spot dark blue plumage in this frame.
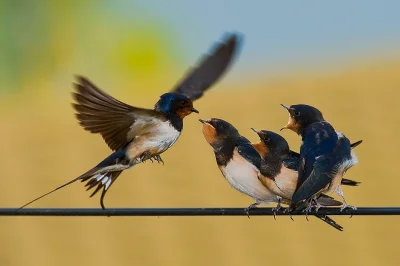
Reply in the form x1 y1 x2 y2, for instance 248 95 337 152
281 104 360 212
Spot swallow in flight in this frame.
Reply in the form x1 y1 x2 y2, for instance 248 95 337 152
20 33 242 209
200 118 344 230
280 104 360 214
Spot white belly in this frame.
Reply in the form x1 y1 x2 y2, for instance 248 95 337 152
127 121 181 159
220 150 278 203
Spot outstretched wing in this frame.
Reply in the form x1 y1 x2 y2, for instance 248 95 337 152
170 32 242 101
73 76 166 151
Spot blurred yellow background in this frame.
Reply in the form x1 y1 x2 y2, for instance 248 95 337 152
1 1 400 266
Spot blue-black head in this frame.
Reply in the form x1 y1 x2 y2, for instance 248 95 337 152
280 104 324 134
251 129 290 157
154 93 199 118
199 118 240 148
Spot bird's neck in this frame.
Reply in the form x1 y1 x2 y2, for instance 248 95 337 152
260 154 283 179
213 141 235 166
165 112 184 132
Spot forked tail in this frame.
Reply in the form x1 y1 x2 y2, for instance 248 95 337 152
19 149 132 209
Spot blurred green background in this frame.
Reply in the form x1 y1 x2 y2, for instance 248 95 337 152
1 1 400 266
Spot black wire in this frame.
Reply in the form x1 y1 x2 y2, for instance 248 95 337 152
1 207 400 216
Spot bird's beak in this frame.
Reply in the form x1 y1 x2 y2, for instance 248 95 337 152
281 104 290 111
191 108 199 113
250 127 262 138
280 104 291 131
199 119 207 124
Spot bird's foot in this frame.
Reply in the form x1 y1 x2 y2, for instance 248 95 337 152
272 199 282 220
139 151 153 163
310 198 322 213
153 155 164 164
284 207 295 221
244 203 259 219
302 202 314 221
340 204 357 218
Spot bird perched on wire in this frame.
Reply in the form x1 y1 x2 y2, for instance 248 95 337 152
200 118 344 230
251 129 361 223
19 32 243 209
280 104 360 214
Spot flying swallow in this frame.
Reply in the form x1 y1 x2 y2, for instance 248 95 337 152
200 118 344 230
280 104 359 214
19 33 242 209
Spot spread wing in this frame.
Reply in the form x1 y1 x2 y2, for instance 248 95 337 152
170 32 242 101
72 76 166 151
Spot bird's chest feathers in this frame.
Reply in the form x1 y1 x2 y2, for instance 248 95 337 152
127 121 181 158
147 121 181 151
219 150 275 201
271 166 298 199
327 151 358 193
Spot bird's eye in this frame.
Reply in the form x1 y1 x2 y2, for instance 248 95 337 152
266 137 270 142
295 111 300 116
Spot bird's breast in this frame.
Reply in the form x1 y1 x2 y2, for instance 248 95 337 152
326 151 358 193
126 121 181 159
219 150 277 202
269 166 298 200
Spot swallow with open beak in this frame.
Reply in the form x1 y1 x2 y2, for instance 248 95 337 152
280 104 360 214
19 33 243 209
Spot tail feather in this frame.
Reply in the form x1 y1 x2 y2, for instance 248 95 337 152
18 176 83 209
19 149 130 209
315 214 343 231
341 178 361 186
83 171 123 209
316 194 342 207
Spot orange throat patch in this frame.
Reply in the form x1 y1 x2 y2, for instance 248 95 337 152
202 123 217 145
252 142 269 157
283 116 301 134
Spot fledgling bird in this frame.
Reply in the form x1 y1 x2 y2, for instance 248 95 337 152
280 104 359 213
19 33 243 209
200 118 344 230
251 128 361 205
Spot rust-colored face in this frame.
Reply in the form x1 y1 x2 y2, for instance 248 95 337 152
280 104 301 134
200 119 218 145
176 105 198 118
250 128 269 157
175 98 199 118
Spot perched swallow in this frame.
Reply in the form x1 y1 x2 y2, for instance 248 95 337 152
251 128 361 201
200 118 344 230
280 104 359 213
251 128 350 230
20 33 242 209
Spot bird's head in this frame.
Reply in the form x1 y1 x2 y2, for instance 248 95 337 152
199 118 240 148
280 104 324 134
155 93 198 118
251 128 290 157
